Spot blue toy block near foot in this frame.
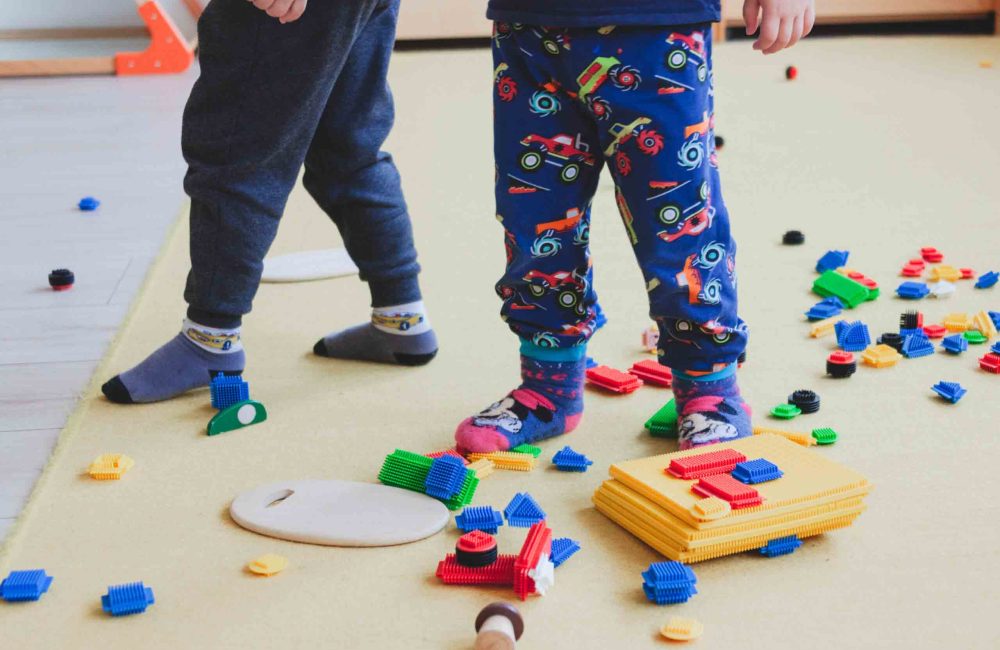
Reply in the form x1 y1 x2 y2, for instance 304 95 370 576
1 570 53 602
424 455 468 500
455 505 504 534
815 250 849 273
901 333 935 359
209 372 249 410
896 282 930 299
941 334 969 354
932 381 967 404
550 537 581 568
101 581 154 616
760 535 802 557
974 271 998 289
551 446 593 472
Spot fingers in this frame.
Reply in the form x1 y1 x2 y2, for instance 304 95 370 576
753 7 780 52
266 0 293 18
743 0 761 35
804 5 816 37
786 15 804 49
251 0 276 12
279 0 307 23
763 16 793 53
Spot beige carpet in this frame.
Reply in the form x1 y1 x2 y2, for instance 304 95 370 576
2 35 1000 649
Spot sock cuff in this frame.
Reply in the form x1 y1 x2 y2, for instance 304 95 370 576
519 338 587 362
182 319 243 354
673 362 737 383
371 301 431 335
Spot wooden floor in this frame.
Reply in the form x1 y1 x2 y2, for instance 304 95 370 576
0 69 195 541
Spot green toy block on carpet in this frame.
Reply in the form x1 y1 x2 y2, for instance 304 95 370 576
813 271 871 308
207 400 267 436
378 449 478 510
645 399 678 438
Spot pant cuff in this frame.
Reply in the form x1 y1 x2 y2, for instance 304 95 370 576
369 274 422 308
187 306 243 329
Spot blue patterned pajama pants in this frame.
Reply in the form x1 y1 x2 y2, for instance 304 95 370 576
492 22 747 371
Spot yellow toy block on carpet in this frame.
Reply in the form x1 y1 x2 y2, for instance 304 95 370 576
593 435 872 562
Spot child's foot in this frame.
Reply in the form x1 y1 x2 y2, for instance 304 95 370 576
673 369 752 450
314 300 438 366
455 356 585 453
101 321 245 404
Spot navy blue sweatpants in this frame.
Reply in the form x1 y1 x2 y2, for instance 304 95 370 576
181 0 421 328
492 23 747 371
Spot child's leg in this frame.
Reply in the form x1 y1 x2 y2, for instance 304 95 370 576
102 0 387 403
455 25 604 452
306 1 437 366
590 25 751 448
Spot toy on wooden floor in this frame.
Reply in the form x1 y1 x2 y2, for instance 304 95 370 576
900 310 923 330
549 538 581 568
752 426 815 447
839 269 880 299
877 332 903 352
714 134 725 150
585 365 643 393
207 400 267 436
923 324 946 338
811 427 838 445
810 316 839 338
993 341 1000 355
943 312 970 332
642 326 660 353
466 451 536 472
826 351 856 378
436 554 517 587
920 247 944 263
940 334 968 355
815 250 848 273
896 281 930 300
456 506 504 534
78 196 100 211
732 458 783 484
972 310 999 338
1 570 53 602
788 389 820 413
247 554 287 576
101 581 155 616
931 381 966 404
474 602 524 650
805 296 843 321
642 561 697 604
960 267 975 279
901 333 935 359
862 344 902 368
456 531 500 567
629 359 672 387
979 353 1000 373
770 403 801 419
929 281 956 298
231 479 450 546
425 455 469 500
835 320 871 352
646 399 678 438
48 268 74 291
759 534 802 557
88 453 135 480
785 65 798 80
964 330 988 345
209 373 249 410
426 448 469 465
378 450 478 509
782 229 804 245
504 493 546 527
974 271 998 289
585 356 598 368
593 435 871 562
928 265 961 282
660 616 704 642
551 446 593 472
509 444 541 457
900 263 923 277
468 458 496 479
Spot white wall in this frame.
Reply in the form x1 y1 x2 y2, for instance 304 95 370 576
0 0 198 37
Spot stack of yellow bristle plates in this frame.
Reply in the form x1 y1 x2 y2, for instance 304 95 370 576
592 435 872 563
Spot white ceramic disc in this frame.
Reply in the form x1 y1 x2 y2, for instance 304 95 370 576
261 248 359 283
229 479 449 547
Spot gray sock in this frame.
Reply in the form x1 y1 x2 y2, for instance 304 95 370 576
102 333 245 404
313 323 438 366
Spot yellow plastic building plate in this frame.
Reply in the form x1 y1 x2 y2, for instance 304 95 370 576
466 451 535 472
928 265 961 282
971 310 998 338
862 344 902 368
247 553 287 576
943 312 971 332
88 453 135 480
752 426 816 447
689 497 731 521
467 458 495 479
661 617 704 641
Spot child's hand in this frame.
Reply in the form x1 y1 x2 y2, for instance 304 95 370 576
248 0 307 24
743 0 815 54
